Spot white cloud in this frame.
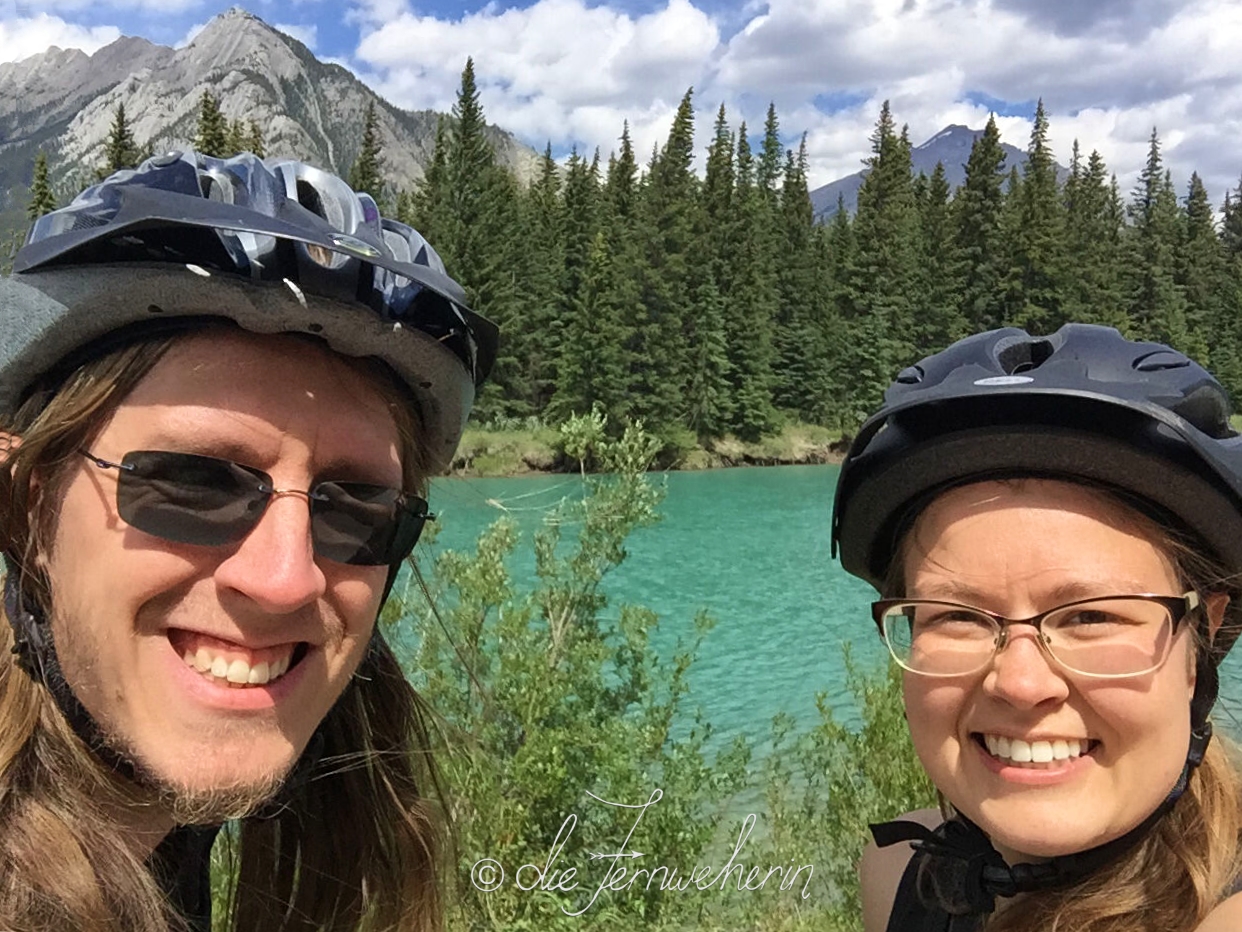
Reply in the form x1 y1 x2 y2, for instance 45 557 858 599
0 13 120 63
273 21 316 49
711 0 1242 202
13 0 202 10
176 19 207 48
353 0 720 161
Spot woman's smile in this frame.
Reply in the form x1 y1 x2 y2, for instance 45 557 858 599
901 478 1199 861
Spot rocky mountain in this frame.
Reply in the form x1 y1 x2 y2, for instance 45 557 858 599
809 124 1065 221
0 6 542 238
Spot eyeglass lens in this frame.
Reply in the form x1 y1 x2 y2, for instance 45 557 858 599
112 450 427 566
880 599 1177 677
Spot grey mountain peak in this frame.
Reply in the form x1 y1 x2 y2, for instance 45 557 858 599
810 123 1053 220
0 6 540 227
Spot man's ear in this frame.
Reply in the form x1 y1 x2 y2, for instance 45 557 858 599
1205 592 1231 643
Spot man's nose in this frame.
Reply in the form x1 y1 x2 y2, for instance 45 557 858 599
214 491 326 614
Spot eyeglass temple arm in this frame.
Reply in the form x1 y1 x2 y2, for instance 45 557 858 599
78 449 134 472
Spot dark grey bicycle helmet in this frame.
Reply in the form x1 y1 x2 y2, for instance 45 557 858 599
0 149 497 474
834 323 1242 604
836 322 1242 914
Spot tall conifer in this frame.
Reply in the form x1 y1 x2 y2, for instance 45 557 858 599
954 115 1009 332
1126 130 1193 352
846 103 920 419
1004 100 1065 332
27 152 55 219
631 88 699 428
194 90 228 157
349 101 385 204
101 103 141 178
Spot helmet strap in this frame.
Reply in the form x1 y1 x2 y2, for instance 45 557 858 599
871 723 1212 916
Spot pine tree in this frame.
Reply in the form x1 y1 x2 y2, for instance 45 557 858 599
247 120 266 158
194 90 228 157
1222 176 1242 261
225 118 246 157
1179 172 1232 376
1063 145 1128 331
522 144 566 414
100 103 141 179
845 102 921 420
756 103 783 202
1004 100 1065 332
773 135 834 422
427 60 527 419
916 161 966 348
348 101 385 203
954 115 1009 332
551 231 632 425
630 88 700 431
27 152 55 219
723 121 780 438
1125 129 1193 353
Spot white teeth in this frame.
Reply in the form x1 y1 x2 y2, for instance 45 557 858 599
180 645 295 687
982 733 1089 764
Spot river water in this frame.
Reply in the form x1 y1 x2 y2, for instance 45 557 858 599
409 464 1242 745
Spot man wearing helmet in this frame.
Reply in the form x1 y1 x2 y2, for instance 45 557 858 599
0 151 496 932
834 325 1242 931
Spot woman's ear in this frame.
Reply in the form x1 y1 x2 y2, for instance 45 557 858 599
0 432 19 466
1205 592 1231 642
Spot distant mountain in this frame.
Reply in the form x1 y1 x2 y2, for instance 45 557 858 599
0 7 542 235
809 124 1066 221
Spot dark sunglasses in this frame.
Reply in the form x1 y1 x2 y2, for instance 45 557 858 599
79 449 431 566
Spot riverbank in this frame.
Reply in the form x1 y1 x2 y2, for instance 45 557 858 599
449 423 849 477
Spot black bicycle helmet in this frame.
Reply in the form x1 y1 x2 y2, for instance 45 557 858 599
0 149 497 474
835 323 1242 915
834 323 1242 604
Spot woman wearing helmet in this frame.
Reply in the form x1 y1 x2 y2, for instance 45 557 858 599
0 151 496 931
834 324 1242 932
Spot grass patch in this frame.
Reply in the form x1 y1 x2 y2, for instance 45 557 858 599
452 422 849 476
451 426 561 476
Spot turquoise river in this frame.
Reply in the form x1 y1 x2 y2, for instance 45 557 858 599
408 464 1242 746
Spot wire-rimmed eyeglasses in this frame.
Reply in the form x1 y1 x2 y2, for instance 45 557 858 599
871 592 1200 678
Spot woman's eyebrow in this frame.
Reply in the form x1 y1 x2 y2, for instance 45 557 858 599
909 578 1163 605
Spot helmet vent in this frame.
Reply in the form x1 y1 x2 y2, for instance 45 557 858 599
296 180 327 221
1135 351 1191 372
995 337 1054 375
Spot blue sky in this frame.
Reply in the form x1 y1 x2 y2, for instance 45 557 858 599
4 0 1241 200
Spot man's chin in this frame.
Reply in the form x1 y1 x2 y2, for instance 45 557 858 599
130 754 295 825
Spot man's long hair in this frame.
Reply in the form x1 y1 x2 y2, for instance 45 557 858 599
0 333 444 932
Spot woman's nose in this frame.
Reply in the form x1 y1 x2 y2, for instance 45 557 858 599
982 624 1072 708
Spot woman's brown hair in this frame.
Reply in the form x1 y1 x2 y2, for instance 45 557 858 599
0 330 444 932
886 477 1242 932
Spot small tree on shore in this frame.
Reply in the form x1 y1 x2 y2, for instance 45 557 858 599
348 101 385 203
27 152 56 219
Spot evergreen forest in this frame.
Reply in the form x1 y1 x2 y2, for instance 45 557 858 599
23 62 1242 449
396 63 1242 446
